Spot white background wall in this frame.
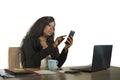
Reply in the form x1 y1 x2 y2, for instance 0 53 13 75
0 0 120 69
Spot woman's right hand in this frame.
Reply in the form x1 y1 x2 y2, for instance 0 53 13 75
53 35 66 47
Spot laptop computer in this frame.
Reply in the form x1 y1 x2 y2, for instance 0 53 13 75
70 45 113 72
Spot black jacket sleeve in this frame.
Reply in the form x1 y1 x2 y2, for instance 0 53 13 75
48 43 68 68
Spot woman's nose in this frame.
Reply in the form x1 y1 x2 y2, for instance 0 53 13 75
50 27 54 32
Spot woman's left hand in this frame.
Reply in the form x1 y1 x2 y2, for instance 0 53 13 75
64 36 73 49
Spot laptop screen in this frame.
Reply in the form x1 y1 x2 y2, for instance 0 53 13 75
92 45 113 71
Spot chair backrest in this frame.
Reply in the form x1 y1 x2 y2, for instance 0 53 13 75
8 47 21 70
8 47 51 69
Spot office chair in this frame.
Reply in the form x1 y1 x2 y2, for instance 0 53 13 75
8 47 21 70
8 47 51 70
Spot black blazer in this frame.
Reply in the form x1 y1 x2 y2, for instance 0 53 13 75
21 37 68 68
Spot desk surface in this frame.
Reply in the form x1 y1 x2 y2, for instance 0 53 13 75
0 66 120 80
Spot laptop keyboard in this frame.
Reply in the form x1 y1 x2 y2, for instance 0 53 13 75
70 65 92 70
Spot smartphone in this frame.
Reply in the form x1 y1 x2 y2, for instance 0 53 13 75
65 70 80 74
65 30 75 44
68 30 75 37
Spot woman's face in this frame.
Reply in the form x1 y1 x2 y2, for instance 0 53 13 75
43 22 55 37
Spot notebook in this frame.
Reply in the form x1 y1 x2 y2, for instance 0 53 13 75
4 69 41 76
70 45 113 72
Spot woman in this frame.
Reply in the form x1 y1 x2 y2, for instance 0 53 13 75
20 16 73 68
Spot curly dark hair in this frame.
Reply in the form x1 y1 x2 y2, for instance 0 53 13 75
20 16 55 67
22 16 55 43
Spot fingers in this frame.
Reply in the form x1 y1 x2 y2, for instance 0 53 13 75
54 35 67 47
58 35 67 38
58 38 65 43
65 36 73 45
61 35 67 37
56 35 67 43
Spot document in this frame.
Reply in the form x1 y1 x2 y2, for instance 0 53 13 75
35 70 57 74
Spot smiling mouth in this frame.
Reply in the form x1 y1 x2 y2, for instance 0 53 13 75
48 32 53 35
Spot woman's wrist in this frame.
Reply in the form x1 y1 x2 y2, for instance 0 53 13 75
64 46 68 53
